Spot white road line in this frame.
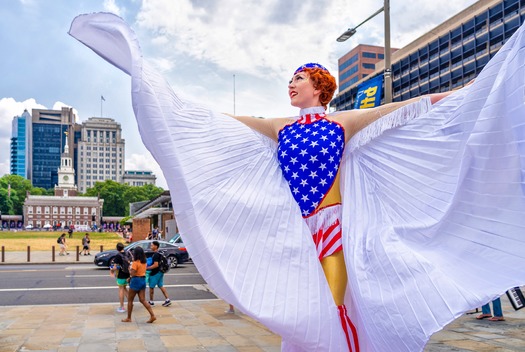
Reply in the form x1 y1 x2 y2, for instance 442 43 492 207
64 273 201 278
0 284 211 293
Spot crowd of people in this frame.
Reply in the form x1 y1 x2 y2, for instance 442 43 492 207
110 240 174 323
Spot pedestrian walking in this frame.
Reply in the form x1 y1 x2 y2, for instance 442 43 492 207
111 243 130 313
121 246 156 323
146 241 171 307
80 233 91 255
476 297 505 322
57 233 69 256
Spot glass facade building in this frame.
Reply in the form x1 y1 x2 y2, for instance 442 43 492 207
28 108 76 190
10 110 30 178
331 0 525 111
31 123 68 189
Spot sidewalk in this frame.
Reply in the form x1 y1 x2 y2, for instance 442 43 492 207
0 253 524 351
0 250 103 265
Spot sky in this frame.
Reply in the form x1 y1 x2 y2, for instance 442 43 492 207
0 0 479 189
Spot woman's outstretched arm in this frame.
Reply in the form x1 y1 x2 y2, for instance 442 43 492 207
224 113 291 142
336 91 455 141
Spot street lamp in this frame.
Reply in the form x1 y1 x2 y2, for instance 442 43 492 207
337 0 392 103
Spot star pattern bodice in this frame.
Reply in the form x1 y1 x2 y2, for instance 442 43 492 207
277 107 345 217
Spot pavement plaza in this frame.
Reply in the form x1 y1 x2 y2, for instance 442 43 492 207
0 251 524 351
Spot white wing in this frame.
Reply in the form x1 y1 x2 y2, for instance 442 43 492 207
69 12 347 351
342 21 525 351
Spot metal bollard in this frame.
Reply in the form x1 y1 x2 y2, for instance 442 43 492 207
27 246 30 262
1 246 4 263
76 246 80 261
100 245 103 253
52 246 55 262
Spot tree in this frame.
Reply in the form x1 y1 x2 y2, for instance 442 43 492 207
0 174 32 215
83 180 164 216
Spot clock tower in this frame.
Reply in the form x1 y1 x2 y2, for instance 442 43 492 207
55 131 78 197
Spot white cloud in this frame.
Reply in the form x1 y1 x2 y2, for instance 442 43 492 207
136 0 351 80
103 0 122 16
0 98 46 177
125 152 167 189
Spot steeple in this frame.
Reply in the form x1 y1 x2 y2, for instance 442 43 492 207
55 130 77 197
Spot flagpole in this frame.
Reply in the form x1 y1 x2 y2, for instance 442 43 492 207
100 96 103 117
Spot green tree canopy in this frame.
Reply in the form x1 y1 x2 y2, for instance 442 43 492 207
83 180 164 216
0 174 32 215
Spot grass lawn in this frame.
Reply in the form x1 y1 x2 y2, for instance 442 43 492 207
0 231 125 251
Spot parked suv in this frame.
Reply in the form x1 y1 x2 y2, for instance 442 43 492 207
94 240 189 268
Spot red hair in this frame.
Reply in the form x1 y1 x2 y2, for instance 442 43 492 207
301 67 337 109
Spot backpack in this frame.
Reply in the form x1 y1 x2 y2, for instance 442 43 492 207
57 237 62 244
119 252 132 274
159 253 170 273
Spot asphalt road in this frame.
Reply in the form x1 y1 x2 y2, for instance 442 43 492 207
0 263 217 306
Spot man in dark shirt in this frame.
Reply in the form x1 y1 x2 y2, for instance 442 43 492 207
111 243 130 313
146 241 171 307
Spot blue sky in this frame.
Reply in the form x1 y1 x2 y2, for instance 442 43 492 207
0 0 478 188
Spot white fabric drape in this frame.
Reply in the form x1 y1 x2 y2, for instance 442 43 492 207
70 12 525 352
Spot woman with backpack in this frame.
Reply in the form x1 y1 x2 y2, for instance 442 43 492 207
110 243 130 313
57 233 68 256
121 246 156 323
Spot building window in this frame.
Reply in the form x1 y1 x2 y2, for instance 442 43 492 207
67 207 72 215
36 207 41 214
28 207 33 214
84 208 89 215
362 63 375 69
53 207 58 214
45 207 50 214
60 207 65 214
378 53 384 59
362 52 376 58
76 208 80 215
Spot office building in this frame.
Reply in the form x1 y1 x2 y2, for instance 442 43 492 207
28 107 76 190
10 110 30 178
122 170 156 187
76 117 125 193
331 0 525 111
338 44 397 93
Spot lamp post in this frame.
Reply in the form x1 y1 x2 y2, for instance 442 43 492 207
337 0 392 104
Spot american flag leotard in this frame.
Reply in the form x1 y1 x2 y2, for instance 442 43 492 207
277 107 345 259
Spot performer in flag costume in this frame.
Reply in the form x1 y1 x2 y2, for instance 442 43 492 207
70 12 525 352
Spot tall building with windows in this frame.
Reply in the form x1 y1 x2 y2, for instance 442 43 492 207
10 110 31 178
76 117 125 193
338 44 397 93
28 107 76 190
123 170 157 187
331 0 525 111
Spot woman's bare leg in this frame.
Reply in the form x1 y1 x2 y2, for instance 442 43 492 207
138 289 156 323
122 289 137 322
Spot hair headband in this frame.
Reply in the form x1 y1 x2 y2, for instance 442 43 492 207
294 63 330 75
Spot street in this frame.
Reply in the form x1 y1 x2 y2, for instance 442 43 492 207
0 263 216 306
